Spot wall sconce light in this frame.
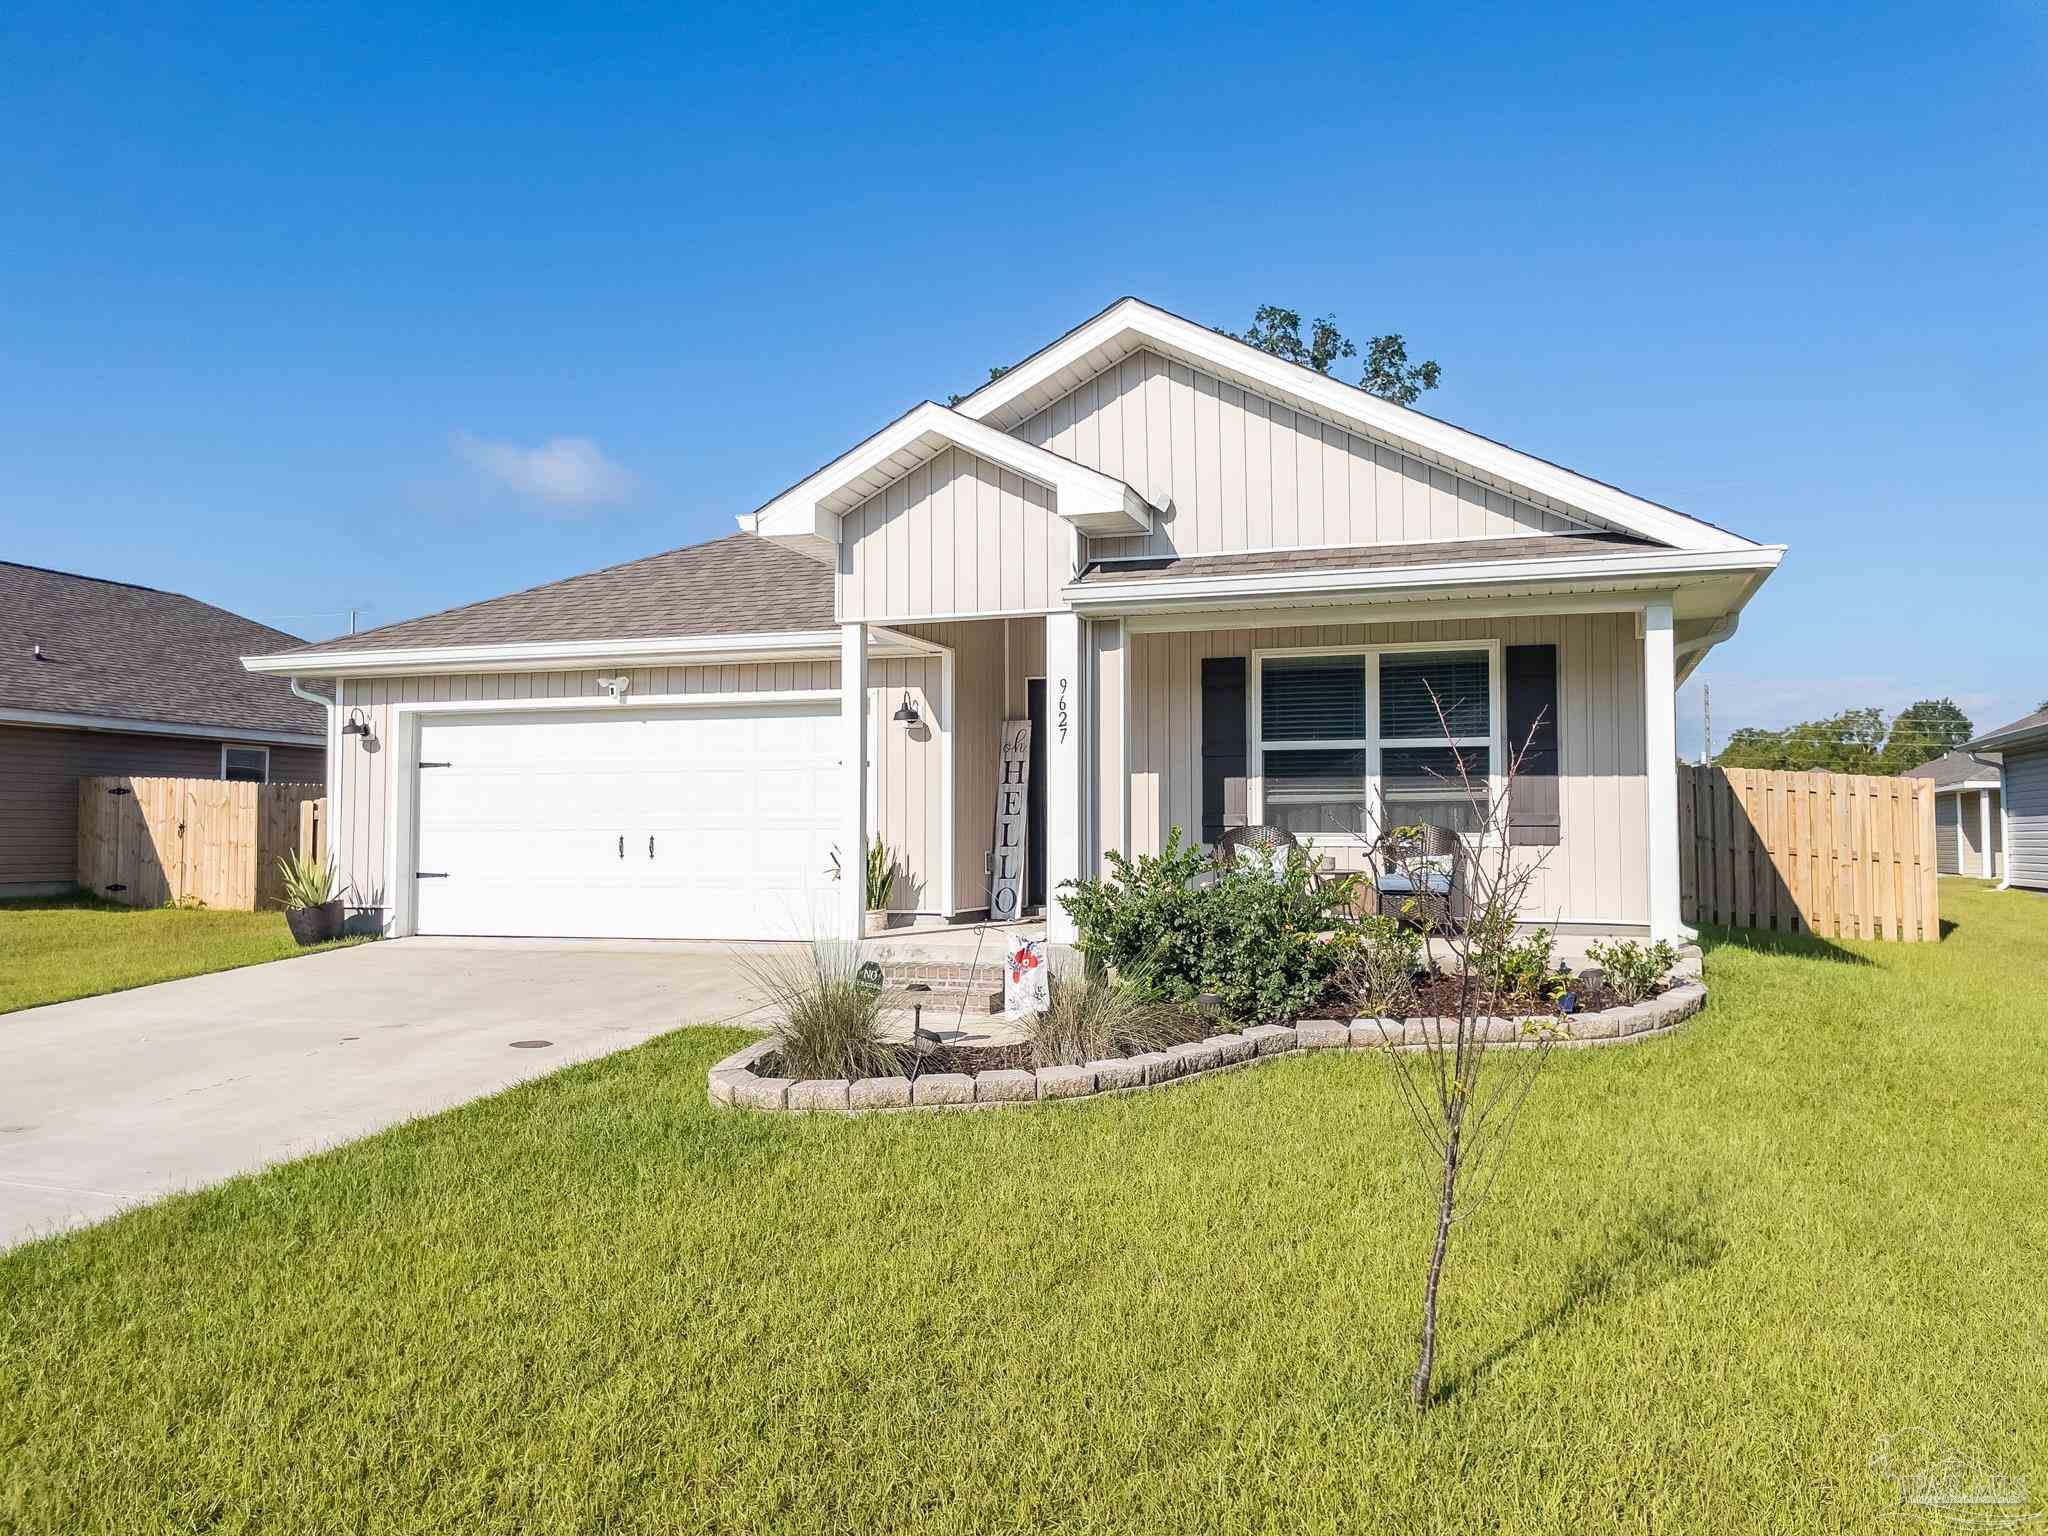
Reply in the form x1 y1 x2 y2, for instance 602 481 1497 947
891 692 921 729
340 707 373 742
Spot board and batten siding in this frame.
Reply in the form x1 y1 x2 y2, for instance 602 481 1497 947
838 448 1079 623
2004 747 2048 891
331 659 955 928
1110 612 1650 928
1014 349 1591 562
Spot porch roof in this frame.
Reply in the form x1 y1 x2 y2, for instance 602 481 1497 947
1071 530 1660 586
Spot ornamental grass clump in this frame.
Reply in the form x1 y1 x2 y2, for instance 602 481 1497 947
1024 963 1206 1069
743 940 910 1082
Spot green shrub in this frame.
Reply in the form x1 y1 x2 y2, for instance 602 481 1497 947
1486 927 1566 1004
1059 830 1359 1025
1583 938 1680 1004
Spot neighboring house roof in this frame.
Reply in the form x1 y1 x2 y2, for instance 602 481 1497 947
262 532 834 666
946 296 1770 555
1072 531 1660 585
0 562 322 741
1967 709 2048 754
1903 749 2004 788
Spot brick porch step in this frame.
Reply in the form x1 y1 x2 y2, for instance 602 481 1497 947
879 984 1005 1017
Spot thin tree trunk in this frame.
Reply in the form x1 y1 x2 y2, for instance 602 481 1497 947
1411 1124 1460 1410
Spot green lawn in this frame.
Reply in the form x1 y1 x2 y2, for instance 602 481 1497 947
3 882 2044 1533
0 893 362 1015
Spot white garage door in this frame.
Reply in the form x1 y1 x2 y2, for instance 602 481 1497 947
413 704 842 940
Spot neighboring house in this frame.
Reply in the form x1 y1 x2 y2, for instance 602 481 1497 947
245 296 1784 944
1 563 325 897
1904 749 2004 878
1964 709 2048 892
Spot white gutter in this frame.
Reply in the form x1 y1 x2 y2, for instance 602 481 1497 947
288 677 336 722
1063 545 1786 613
240 628 933 680
0 706 321 748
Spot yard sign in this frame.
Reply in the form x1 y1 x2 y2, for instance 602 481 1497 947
989 718 1032 921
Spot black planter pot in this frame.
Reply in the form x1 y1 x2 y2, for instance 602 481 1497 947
285 899 344 946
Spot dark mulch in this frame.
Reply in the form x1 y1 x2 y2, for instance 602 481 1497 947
757 978 1670 1082
1393 970 1655 1020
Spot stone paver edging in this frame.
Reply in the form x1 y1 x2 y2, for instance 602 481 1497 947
709 975 1709 1115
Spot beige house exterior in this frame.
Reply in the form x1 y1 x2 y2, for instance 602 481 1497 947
248 298 1782 945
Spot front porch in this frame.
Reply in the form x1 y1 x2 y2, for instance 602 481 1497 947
837 594 1694 947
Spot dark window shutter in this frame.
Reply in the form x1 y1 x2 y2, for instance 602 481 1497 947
1201 657 1248 843
1505 645 1560 846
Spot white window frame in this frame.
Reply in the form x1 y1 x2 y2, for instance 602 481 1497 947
1249 639 1504 846
221 743 271 784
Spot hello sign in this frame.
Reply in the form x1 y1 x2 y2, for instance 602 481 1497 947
988 718 1033 922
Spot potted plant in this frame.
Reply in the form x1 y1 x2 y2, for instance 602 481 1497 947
276 850 345 945
827 839 903 936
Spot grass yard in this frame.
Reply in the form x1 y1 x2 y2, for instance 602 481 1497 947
0 894 362 1016
4 881 2045 1533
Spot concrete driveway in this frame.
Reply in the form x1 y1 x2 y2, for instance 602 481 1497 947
0 938 769 1251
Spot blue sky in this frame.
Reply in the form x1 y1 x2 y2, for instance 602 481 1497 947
3 0 2042 753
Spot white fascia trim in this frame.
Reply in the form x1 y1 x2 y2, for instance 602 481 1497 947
752 401 1153 542
955 298 1761 555
0 707 322 748
1064 545 1786 613
241 629 929 679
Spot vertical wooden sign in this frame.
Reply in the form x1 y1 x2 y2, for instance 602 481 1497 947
989 718 1032 921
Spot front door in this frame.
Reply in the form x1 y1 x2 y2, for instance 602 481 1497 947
1026 678 1047 912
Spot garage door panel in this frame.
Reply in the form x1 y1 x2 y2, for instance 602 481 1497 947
413 703 843 940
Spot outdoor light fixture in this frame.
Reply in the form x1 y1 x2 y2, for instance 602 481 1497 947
600 674 632 702
891 692 921 729
341 708 373 740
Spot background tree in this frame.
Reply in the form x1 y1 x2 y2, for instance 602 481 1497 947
1713 698 1975 775
945 363 1011 407
1227 305 1443 405
1880 698 1974 772
1359 334 1443 406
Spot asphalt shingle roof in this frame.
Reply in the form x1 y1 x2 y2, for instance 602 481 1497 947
1 563 322 737
1902 749 2002 787
1072 530 1660 584
269 533 835 663
1967 708 2048 753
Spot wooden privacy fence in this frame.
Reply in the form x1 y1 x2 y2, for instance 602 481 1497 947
1679 765 1938 942
77 778 327 911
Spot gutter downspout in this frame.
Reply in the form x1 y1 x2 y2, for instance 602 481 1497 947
288 678 340 880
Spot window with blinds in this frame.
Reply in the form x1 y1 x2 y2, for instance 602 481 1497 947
1380 650 1490 741
1255 645 1496 840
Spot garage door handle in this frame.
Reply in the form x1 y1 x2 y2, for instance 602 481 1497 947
618 835 624 859
648 835 655 859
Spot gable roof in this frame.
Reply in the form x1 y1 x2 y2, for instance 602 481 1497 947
249 533 835 670
748 400 1156 545
950 296 1765 555
0 562 322 740
1903 749 2004 787
1967 709 2048 754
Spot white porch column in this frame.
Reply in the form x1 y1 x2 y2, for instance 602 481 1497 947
1643 598 1686 943
838 622 869 941
1980 789 1996 879
1044 611 1086 945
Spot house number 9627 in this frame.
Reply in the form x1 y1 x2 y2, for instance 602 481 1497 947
1057 678 1069 743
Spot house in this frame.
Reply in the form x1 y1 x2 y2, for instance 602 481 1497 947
243 297 1784 944
1963 709 2048 891
1903 749 2004 878
1 562 326 897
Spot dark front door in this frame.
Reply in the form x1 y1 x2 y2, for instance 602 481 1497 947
1026 678 1047 911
